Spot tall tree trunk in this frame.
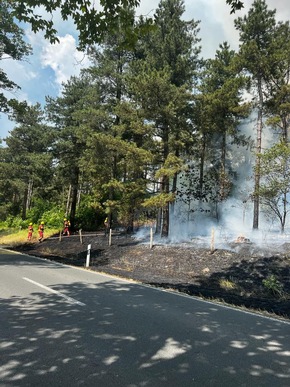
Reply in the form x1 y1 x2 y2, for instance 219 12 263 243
161 126 170 237
197 134 206 216
161 176 170 237
70 166 79 231
25 178 33 218
22 188 28 220
199 134 206 199
155 208 162 235
65 184 72 217
171 146 180 218
127 211 134 234
281 191 287 233
77 184 81 207
253 78 263 230
220 132 226 200
282 115 288 143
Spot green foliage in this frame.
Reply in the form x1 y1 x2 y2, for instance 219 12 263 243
9 0 243 52
1 104 55 220
124 0 202 236
264 22 290 142
226 0 244 13
75 201 104 231
37 207 64 229
262 275 284 297
142 193 175 209
11 0 153 49
3 215 26 229
0 1 32 113
155 153 185 180
26 199 49 224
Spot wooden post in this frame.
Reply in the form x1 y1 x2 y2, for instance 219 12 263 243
109 229 112 246
59 230 62 242
210 228 215 253
79 229 83 244
150 227 153 249
86 244 91 267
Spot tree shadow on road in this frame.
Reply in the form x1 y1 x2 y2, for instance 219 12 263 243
1 273 290 386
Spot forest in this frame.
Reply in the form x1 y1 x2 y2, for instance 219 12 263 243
1 0 290 238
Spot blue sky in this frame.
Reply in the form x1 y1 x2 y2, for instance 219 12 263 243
1 0 289 142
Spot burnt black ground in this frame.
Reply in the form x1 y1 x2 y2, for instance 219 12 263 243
11 231 290 321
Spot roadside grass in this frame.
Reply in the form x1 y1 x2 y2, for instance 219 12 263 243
0 228 59 246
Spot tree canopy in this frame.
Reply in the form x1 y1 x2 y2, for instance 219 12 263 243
0 0 32 113
10 0 152 49
9 0 245 49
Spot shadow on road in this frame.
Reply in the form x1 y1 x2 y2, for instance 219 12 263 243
1 269 290 386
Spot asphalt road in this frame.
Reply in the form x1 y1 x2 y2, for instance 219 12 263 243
1 248 290 387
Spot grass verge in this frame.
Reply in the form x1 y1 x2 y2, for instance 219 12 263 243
0 228 59 246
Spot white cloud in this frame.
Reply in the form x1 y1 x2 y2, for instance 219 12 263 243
40 34 90 90
2 59 33 85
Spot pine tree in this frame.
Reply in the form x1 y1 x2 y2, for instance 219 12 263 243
264 21 290 143
45 75 92 229
2 104 53 219
195 42 250 219
234 0 277 229
131 0 201 237
77 28 152 231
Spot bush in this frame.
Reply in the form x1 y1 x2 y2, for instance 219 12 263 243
3 215 27 229
262 275 284 297
40 207 65 229
75 205 103 231
26 198 52 225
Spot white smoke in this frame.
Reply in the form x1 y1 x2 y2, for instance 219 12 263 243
167 114 290 248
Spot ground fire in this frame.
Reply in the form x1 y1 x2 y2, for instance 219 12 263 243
235 234 250 243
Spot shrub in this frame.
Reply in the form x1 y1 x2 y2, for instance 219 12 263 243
3 215 27 229
262 275 284 297
40 207 64 229
75 205 102 231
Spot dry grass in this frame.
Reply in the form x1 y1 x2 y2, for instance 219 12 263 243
219 278 236 290
0 228 59 246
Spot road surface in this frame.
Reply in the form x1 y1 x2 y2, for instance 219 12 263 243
0 248 290 386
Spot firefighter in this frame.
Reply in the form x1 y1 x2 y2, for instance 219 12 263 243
38 221 44 242
63 218 71 236
27 223 33 241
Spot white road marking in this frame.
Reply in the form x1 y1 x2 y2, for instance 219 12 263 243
23 277 86 306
